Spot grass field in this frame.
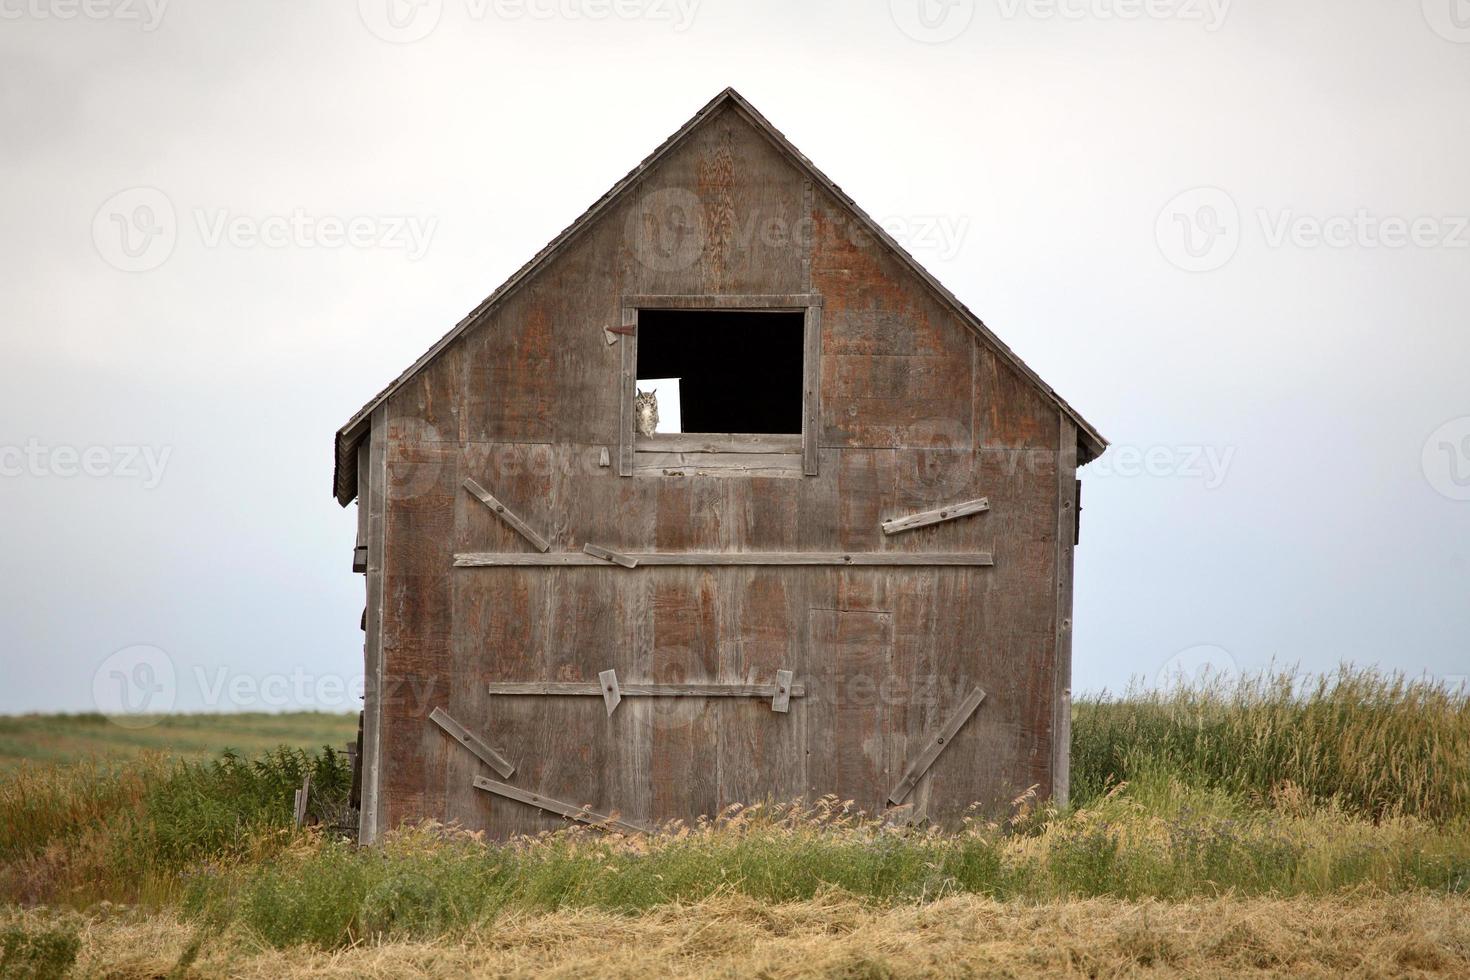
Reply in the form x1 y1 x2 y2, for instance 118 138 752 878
2 668 1467 978
0 712 358 771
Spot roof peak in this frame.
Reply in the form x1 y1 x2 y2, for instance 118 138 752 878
332 89 1105 504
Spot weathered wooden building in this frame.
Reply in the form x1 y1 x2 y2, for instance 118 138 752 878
334 89 1105 843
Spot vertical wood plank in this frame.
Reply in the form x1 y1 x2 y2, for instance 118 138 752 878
619 305 636 477
1052 418 1079 806
806 607 897 814
359 408 388 844
803 304 821 476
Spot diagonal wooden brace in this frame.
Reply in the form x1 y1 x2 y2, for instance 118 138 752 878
881 498 990 536
473 776 645 834
887 686 987 805
429 706 516 779
462 478 551 553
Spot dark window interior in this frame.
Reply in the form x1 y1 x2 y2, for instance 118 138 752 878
636 309 804 434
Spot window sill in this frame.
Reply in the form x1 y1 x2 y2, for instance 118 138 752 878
634 433 802 455
633 434 805 478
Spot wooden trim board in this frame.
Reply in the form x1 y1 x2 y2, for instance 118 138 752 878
623 293 822 309
635 433 801 454
488 680 806 699
583 543 639 568
881 498 990 536
358 407 388 845
457 552 994 568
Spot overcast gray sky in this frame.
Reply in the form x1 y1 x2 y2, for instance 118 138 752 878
2 0 1467 715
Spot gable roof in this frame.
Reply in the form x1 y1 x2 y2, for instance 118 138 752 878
333 87 1106 505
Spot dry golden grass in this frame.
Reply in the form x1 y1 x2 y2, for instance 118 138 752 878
14 892 1466 979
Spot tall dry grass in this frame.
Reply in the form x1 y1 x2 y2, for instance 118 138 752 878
2 666 1467 948
172 785 1470 950
1072 666 1470 822
0 747 350 906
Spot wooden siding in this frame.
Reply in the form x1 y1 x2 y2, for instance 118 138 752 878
363 104 1070 840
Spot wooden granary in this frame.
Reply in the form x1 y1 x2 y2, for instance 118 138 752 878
333 89 1105 842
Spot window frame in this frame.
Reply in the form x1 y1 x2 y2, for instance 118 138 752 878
618 294 822 478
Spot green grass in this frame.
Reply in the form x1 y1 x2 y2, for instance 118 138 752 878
175 789 1470 950
0 712 358 771
1071 667 1470 823
1 667 1468 952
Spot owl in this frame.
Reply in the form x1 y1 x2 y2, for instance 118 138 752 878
635 388 659 437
